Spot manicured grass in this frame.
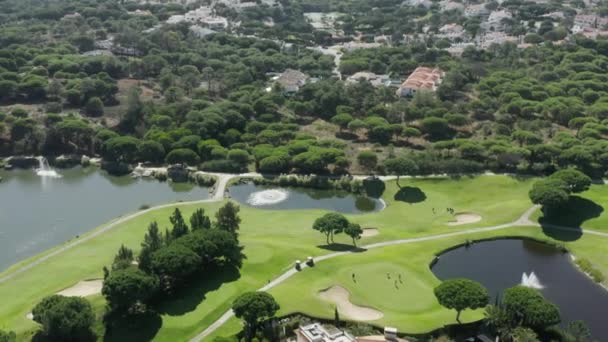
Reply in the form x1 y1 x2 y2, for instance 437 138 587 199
0 176 539 341
531 183 608 231
266 226 608 337
352 175 536 241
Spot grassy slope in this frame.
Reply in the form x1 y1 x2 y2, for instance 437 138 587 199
0 176 541 341
209 226 608 340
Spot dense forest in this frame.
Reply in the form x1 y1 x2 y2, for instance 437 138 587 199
2 0 608 179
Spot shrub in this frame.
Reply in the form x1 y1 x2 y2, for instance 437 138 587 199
85 97 104 116
189 173 217 187
165 148 200 166
11 107 28 118
227 149 250 165
200 159 243 173
575 258 605 283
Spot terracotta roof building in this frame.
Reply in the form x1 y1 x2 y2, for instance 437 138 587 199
396 67 444 97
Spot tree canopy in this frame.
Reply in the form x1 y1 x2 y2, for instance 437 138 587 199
312 212 350 244
434 278 489 322
32 295 95 341
502 286 561 329
232 291 280 337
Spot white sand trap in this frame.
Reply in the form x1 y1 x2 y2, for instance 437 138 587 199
318 285 383 321
26 313 33 320
447 212 482 226
57 279 103 297
361 228 379 237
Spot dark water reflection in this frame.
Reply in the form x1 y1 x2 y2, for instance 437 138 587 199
228 183 384 214
0 167 210 271
431 239 608 340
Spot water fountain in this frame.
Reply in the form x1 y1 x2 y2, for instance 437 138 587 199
247 189 289 206
521 271 544 289
35 157 61 178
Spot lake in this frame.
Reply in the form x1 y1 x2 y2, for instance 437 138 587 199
431 239 608 340
0 167 210 271
228 183 384 214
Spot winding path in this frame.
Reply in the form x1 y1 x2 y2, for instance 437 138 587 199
188 204 608 342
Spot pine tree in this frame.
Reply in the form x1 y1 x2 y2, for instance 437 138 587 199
214 202 241 235
143 221 163 250
138 221 164 272
112 244 134 270
190 208 211 230
169 208 189 238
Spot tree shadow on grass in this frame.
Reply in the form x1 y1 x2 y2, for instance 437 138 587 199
362 178 385 198
394 186 427 204
316 243 367 253
156 264 241 316
538 196 604 241
103 310 162 342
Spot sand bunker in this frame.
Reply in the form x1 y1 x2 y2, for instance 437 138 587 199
318 285 383 321
361 228 379 237
57 279 103 297
447 212 482 226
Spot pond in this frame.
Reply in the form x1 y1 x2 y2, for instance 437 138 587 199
0 167 210 272
431 239 608 340
228 183 384 214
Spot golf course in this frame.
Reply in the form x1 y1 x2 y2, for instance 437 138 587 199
1 174 608 342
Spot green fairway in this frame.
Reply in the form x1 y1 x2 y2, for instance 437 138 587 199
268 226 608 338
0 175 557 341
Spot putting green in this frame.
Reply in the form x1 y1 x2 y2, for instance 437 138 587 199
0 175 571 342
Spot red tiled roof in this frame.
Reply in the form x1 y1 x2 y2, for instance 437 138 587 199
399 67 443 90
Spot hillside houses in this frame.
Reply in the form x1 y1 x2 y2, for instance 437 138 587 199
396 67 444 97
483 10 512 31
437 24 466 40
166 6 228 29
464 4 490 18
574 14 608 30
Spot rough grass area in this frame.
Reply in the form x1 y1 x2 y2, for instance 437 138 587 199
0 175 553 342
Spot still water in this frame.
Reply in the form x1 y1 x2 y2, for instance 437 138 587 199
431 239 608 340
228 183 384 214
0 167 210 271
